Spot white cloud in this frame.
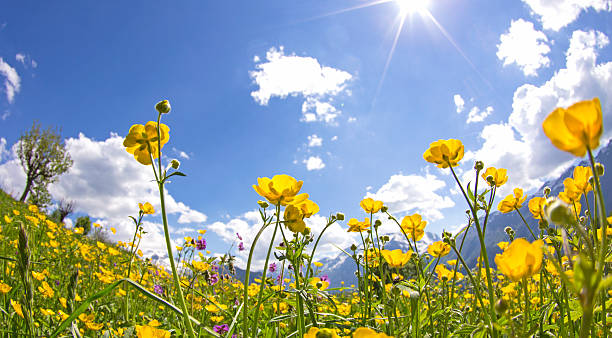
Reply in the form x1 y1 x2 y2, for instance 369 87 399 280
347 116 357 123
0 133 208 261
209 211 357 270
0 138 7 162
172 147 190 160
466 29 612 192
307 134 323 147
497 19 551 76
467 106 494 124
304 156 325 171
250 46 352 124
366 173 455 221
15 54 25 64
331 136 338 141
521 0 611 31
0 58 20 103
454 94 465 113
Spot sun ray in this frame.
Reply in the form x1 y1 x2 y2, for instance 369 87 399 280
298 0 394 23
372 14 407 108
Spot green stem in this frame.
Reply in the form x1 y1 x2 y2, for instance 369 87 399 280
241 218 270 338
449 164 498 338
155 114 196 338
252 205 281 334
515 208 537 240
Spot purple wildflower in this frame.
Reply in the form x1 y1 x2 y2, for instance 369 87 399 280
154 284 163 295
269 263 277 273
320 275 329 282
238 242 245 251
236 232 242 240
196 238 207 251
209 273 219 285
213 324 229 334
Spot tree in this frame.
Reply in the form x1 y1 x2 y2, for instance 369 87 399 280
75 216 91 235
50 199 75 224
17 122 73 203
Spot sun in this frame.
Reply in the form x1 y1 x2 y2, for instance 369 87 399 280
396 0 430 15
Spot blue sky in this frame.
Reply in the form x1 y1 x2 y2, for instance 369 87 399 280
1 0 611 269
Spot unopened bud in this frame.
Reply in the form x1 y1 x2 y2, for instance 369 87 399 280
381 206 388 213
257 200 269 208
374 220 382 228
495 298 508 314
170 159 180 170
336 212 345 221
595 163 605 176
350 244 358 251
543 187 551 198
474 161 484 171
303 227 311 235
155 99 171 114
504 226 513 235
486 175 495 185
545 199 574 225
383 235 389 242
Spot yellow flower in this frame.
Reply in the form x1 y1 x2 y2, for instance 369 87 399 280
542 97 602 157
110 227 117 234
253 174 308 206
123 121 170 165
303 327 340 338
497 242 509 251
559 178 582 203
309 277 330 291
427 241 451 258
139 202 155 214
494 238 544 282
573 166 593 193
10 300 24 318
423 139 464 168
497 188 527 213
399 213 427 241
295 199 319 218
347 218 371 232
360 197 384 214
353 327 393 337
284 204 306 233
135 325 171 338
38 281 54 298
381 249 413 268
28 205 39 213
0 281 11 293
481 167 508 187
528 197 548 220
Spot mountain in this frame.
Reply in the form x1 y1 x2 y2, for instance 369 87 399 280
455 140 612 268
317 231 441 287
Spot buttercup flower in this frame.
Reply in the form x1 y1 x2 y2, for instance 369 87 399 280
494 238 544 282
139 202 155 214
353 327 393 338
542 97 602 157
284 204 306 233
381 249 413 268
528 197 547 220
423 139 464 168
497 188 527 213
123 121 170 165
253 174 308 206
360 197 384 214
295 199 319 218
400 213 427 241
572 166 593 193
136 324 171 338
427 241 451 258
347 218 371 232
481 167 508 187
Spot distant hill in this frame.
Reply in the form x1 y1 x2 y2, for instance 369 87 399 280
455 140 612 268
316 231 441 287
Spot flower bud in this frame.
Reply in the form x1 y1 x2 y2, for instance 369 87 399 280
257 200 269 208
170 159 180 170
543 186 551 198
374 219 382 228
545 199 574 225
303 227 311 235
504 226 513 235
495 298 508 314
383 235 390 242
595 163 605 176
381 206 388 213
474 161 484 171
350 244 358 251
336 212 345 221
486 175 495 185
155 100 171 114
